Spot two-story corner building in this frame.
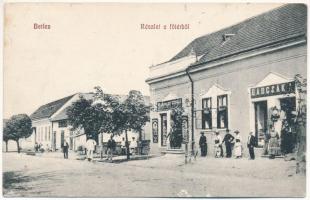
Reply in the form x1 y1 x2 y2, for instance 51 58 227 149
146 4 307 156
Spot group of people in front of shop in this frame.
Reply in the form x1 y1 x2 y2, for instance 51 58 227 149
199 129 256 160
84 135 139 162
59 135 139 162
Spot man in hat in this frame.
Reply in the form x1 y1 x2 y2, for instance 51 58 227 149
247 132 256 160
199 132 207 157
222 129 235 158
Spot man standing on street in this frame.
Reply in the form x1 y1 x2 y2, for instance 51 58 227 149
199 132 207 157
247 132 256 160
222 129 235 158
107 135 116 162
86 136 97 161
121 137 126 155
63 139 69 159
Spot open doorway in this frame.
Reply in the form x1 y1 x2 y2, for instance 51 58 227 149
280 97 296 154
254 101 268 147
160 113 168 146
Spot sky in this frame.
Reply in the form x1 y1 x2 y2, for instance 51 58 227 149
3 3 283 118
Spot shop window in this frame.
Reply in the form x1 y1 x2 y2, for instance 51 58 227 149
202 97 212 129
58 120 68 128
217 95 228 128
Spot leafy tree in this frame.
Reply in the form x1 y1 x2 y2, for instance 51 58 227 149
123 90 150 157
293 74 307 174
97 89 149 159
66 92 112 144
68 87 149 160
168 107 184 149
4 114 32 153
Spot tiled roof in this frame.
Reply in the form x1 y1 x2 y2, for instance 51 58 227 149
51 93 94 121
30 94 75 121
169 4 307 65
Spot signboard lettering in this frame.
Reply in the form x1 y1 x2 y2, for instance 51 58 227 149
251 81 295 98
157 98 182 111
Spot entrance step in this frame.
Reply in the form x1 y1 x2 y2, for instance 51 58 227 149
261 155 285 158
161 149 185 155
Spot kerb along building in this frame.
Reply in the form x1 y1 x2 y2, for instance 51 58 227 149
146 4 307 155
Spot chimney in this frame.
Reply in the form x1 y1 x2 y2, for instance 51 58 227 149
223 33 235 41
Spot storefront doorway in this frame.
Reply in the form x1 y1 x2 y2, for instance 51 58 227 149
160 113 167 146
280 97 296 124
254 101 268 147
279 97 296 154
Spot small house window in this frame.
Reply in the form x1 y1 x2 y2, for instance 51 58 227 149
40 127 43 141
45 127 48 141
217 95 228 128
37 127 40 141
58 120 68 128
202 97 212 129
48 126 51 141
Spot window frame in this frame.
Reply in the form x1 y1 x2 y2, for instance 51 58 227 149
217 94 228 129
58 120 68 128
201 97 212 129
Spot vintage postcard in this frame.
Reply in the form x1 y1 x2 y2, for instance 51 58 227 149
2 2 307 198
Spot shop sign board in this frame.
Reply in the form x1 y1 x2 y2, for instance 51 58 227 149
157 98 182 111
251 81 295 98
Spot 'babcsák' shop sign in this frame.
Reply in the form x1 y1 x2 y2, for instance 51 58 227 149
251 81 295 98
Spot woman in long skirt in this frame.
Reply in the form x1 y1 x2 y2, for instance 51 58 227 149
214 131 223 158
268 126 281 159
234 130 242 158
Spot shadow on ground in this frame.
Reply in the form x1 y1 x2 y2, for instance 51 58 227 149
3 171 33 194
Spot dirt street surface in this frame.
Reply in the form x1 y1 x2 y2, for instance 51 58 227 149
2 153 306 197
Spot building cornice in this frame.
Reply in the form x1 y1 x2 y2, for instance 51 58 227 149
146 37 306 85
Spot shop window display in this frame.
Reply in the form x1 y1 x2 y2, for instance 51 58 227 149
202 97 212 129
217 95 228 128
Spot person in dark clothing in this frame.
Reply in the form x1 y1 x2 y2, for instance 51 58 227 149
107 135 116 161
199 132 207 157
34 142 39 152
63 140 69 159
222 129 235 158
247 132 256 160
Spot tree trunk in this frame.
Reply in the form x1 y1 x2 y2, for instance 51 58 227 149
138 130 143 155
296 122 306 174
16 140 20 153
99 132 103 159
125 130 130 160
5 141 8 152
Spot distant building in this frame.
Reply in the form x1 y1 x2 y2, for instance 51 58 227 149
146 4 307 155
26 93 150 151
29 93 90 151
